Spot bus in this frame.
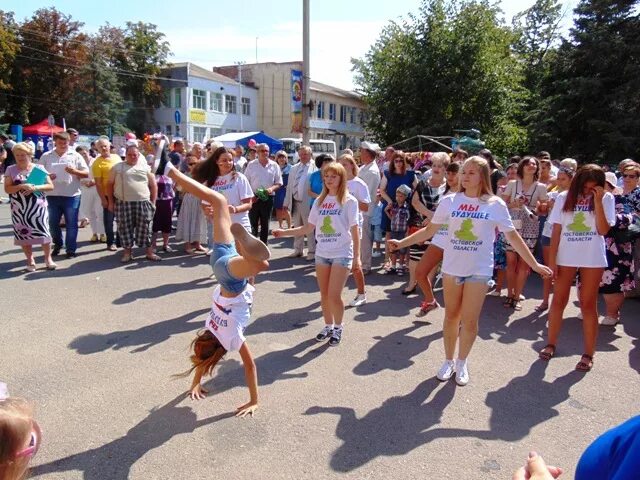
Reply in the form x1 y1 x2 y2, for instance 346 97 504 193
280 138 337 164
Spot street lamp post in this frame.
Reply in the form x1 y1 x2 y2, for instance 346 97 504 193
302 0 310 145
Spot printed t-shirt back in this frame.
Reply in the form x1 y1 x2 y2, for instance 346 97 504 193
432 193 515 277
205 284 255 352
308 194 358 259
547 191 615 268
211 172 254 229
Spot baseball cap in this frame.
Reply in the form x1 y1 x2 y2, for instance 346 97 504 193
605 172 618 189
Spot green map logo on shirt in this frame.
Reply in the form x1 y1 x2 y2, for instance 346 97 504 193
567 212 591 233
320 216 336 235
454 219 478 241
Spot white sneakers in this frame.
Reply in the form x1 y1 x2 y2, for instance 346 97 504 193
436 359 469 386
348 294 367 307
600 315 619 326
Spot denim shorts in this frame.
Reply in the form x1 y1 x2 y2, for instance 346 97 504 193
315 255 353 269
210 242 248 295
371 224 383 243
451 274 495 287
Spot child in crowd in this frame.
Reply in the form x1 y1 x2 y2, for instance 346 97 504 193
0 384 41 480
489 170 509 296
385 184 411 275
274 161 360 346
151 169 175 253
370 191 384 257
162 157 270 417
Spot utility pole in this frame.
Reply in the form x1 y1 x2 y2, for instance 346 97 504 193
235 61 246 132
302 0 310 145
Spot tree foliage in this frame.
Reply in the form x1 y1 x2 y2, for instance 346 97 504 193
0 8 171 136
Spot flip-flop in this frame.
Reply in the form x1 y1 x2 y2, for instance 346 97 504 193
146 254 162 262
230 223 271 261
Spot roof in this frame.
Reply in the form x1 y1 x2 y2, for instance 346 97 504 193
213 132 262 142
165 62 241 86
310 80 362 100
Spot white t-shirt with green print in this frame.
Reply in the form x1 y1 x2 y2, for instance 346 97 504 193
432 193 515 277
308 194 359 259
548 191 615 268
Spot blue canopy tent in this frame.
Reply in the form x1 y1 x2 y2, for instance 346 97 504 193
213 131 283 153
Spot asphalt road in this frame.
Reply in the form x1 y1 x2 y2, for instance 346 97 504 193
1 205 639 479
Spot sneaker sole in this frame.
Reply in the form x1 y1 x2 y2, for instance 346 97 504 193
455 377 469 386
230 223 271 261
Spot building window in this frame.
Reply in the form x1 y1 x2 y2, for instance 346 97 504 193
192 89 206 110
210 127 223 137
193 126 207 143
174 88 182 109
162 89 171 108
339 105 348 123
225 95 237 114
329 103 336 121
210 92 223 112
350 107 356 124
242 97 251 116
317 101 325 119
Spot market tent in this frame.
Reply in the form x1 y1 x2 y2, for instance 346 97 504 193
213 131 283 153
22 119 65 136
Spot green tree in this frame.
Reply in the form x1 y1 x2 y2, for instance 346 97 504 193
0 10 24 123
67 38 126 136
532 0 640 161
11 7 88 124
353 0 527 157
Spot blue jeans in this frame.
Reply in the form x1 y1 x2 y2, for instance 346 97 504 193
103 207 116 247
48 195 81 253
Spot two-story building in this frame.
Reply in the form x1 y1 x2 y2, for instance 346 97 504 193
213 61 368 151
154 62 258 142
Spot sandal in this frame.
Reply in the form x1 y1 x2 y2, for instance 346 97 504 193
146 254 162 261
402 285 417 295
512 299 523 311
503 297 515 308
576 354 593 372
26 262 37 272
539 344 556 361
121 253 133 263
535 302 549 312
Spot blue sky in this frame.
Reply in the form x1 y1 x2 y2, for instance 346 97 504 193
10 0 578 90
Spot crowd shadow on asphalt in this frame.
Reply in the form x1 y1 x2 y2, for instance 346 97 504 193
246 301 323 334
68 308 210 355
307 361 584 473
352 321 442 376
621 298 640 374
30 393 233 480
112 277 215 305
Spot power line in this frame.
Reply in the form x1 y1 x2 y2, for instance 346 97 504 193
0 91 158 111
14 53 187 83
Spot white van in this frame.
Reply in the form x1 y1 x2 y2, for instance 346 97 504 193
280 138 337 164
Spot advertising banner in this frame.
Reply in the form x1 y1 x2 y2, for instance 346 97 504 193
291 69 303 133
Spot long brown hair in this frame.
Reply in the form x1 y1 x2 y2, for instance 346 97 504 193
173 330 227 380
317 162 348 206
0 398 34 480
460 156 495 202
563 164 605 212
389 152 407 175
192 147 235 187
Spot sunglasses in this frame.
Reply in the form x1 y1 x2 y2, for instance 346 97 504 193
16 421 41 459
622 174 638 179
394 160 405 163
188 163 197 167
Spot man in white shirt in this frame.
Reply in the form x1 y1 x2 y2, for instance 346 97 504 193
378 146 394 175
244 143 283 244
39 131 89 257
233 145 248 173
283 145 317 259
358 141 381 274
67 128 79 151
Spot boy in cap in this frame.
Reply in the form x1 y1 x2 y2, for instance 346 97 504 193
384 183 412 275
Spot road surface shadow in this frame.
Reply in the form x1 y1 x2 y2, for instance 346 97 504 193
68 308 210 354
30 393 232 480
353 321 442 376
247 301 323 334
112 277 215 305
310 362 584 472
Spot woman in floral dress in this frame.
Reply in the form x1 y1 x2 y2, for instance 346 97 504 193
3 142 56 271
599 164 640 325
